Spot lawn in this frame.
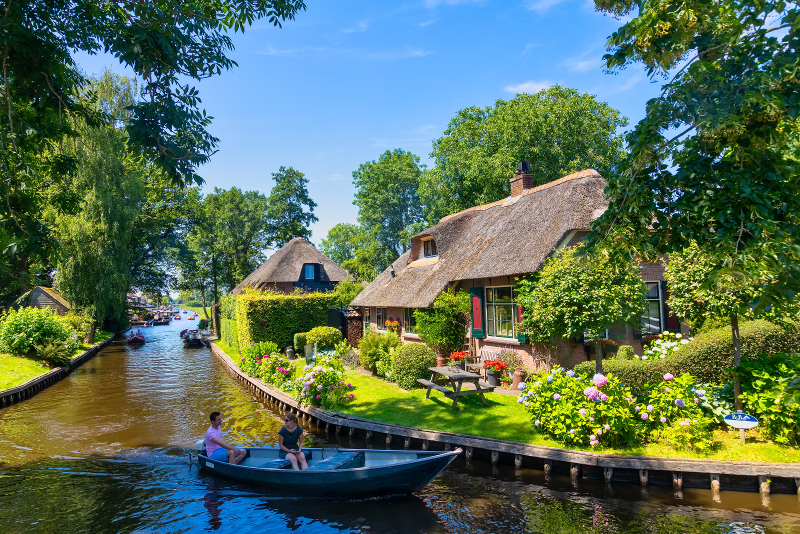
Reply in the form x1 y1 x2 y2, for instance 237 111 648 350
183 305 211 319
0 332 113 391
214 342 799 464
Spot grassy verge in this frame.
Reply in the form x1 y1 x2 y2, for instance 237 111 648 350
183 305 211 319
0 332 113 391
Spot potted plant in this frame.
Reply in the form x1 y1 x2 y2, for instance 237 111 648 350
497 349 526 390
585 338 618 355
516 327 528 344
384 319 401 336
450 350 469 370
483 360 507 386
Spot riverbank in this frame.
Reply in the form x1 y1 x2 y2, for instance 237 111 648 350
215 341 799 464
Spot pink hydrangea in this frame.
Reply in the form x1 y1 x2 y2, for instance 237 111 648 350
590 440 598 447
646 405 654 411
316 395 321 399
641 413 649 420
553 393 561 400
597 429 603 436
535 420 541 427
635 406 641 412
663 373 674 381
660 417 667 423
589 416 595 422
603 424 610 431
583 386 599 400
679 419 690 427
599 393 608 401
570 429 576 435
593 373 607 387
579 408 587 416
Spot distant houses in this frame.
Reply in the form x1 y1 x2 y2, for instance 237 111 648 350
351 166 682 371
231 237 349 296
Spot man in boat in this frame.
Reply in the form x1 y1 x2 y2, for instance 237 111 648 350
206 412 247 465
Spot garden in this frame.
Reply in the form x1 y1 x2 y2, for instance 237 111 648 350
0 307 112 390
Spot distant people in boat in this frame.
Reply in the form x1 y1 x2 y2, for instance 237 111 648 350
278 413 308 470
206 412 246 465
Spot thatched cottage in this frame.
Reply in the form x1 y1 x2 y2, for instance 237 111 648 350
29 286 71 315
231 237 349 295
350 167 680 371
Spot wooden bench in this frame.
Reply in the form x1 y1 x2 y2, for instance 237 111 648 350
466 348 501 376
417 378 455 398
308 451 363 471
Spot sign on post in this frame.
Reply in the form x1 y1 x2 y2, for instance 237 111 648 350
723 413 759 429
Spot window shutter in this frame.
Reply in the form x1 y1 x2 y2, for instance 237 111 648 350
470 287 485 339
314 263 321 281
661 280 680 332
517 302 524 324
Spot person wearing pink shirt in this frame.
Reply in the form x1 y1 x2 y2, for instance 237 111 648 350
205 412 246 464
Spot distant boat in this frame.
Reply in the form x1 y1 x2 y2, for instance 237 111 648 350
193 446 460 496
182 330 206 347
174 315 181 320
127 335 146 345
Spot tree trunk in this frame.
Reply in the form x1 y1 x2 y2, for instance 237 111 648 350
212 254 219 303
595 340 603 374
731 314 744 411
84 321 96 345
201 283 209 320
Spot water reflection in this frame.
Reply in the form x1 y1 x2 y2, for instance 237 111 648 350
0 321 796 533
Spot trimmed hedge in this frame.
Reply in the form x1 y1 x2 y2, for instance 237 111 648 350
616 345 635 360
358 332 401 374
294 332 309 353
393 343 437 390
574 320 800 393
234 289 340 349
307 326 343 350
220 318 239 352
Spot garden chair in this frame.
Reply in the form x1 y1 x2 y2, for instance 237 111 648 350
466 348 500 378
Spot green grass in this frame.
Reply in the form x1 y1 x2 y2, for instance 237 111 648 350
183 305 211 319
0 332 113 391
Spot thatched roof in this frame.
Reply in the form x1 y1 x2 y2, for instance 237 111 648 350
351 169 607 308
231 238 349 295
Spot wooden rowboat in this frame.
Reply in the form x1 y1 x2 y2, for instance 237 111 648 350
194 446 461 496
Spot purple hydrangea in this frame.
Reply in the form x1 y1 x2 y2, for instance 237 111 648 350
547 375 554 383
317 385 323 391
570 429 576 435
535 420 541 426
695 389 706 397
517 397 524 404
674 399 685 408
553 393 561 400
518 382 527 391
566 370 576 377
593 373 607 387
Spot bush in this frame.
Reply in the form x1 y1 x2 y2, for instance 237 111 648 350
294 354 355 409
736 353 800 445
358 332 401 373
34 338 76 367
306 326 343 350
414 288 470 356
239 341 280 376
375 348 395 381
62 313 93 342
257 352 296 389
294 332 309 353
393 343 437 390
334 340 359 369
198 319 208 329
616 345 635 360
640 332 690 360
0 307 78 355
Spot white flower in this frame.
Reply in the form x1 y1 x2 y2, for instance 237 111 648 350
675 333 682 339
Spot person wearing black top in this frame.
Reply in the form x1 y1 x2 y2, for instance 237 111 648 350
278 412 308 470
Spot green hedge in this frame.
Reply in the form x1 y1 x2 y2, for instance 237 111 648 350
574 320 800 393
358 332 401 374
307 326 343 350
393 343 437 390
234 289 340 349
294 332 309 352
220 318 239 352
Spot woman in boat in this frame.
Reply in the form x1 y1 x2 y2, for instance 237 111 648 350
278 413 308 471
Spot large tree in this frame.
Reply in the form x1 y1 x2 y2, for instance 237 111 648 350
352 149 426 256
420 86 627 223
516 247 646 373
589 0 800 321
320 223 362 266
266 166 318 248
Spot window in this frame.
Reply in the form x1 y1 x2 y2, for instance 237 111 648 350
423 239 437 257
641 282 662 335
363 307 370 332
376 308 387 331
485 286 518 338
304 264 315 280
404 308 417 334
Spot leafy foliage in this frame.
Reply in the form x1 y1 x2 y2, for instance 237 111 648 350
306 326 343 350
697 383 735 424
358 331 401 374
393 343 437 390
736 353 800 445
266 166 318 248
421 86 627 223
414 288 471 357
34 338 76 367
329 277 364 307
293 332 309 353
616 345 635 360
640 332 690 360
239 341 280 376
0 307 77 355
334 339 359 369
294 354 355 409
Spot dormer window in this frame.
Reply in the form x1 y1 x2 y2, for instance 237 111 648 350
303 264 319 281
423 239 437 258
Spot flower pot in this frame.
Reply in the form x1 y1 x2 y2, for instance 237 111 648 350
511 368 526 391
485 369 500 387
436 355 448 367
452 361 465 371
602 346 618 354
517 332 529 344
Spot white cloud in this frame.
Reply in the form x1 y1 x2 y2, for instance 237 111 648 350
563 57 599 71
419 19 437 27
258 45 431 60
343 21 369 34
504 80 553 94
326 173 347 182
414 124 436 133
522 42 539 56
526 0 565 12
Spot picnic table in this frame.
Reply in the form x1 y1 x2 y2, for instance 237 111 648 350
417 366 496 409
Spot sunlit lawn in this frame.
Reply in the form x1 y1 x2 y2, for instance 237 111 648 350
0 332 113 391
212 342 799 463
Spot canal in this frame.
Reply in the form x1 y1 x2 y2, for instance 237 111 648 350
0 320 797 533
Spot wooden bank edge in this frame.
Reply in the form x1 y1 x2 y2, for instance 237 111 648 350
0 334 118 407
209 343 800 494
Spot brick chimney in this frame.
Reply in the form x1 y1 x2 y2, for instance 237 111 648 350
510 161 535 196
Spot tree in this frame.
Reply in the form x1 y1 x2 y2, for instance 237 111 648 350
589 0 800 328
414 288 471 359
330 276 365 308
320 223 362 266
321 223 397 283
515 247 645 373
352 149 426 256
420 86 627 223
266 166 318 248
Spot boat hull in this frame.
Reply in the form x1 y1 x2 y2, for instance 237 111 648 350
197 447 458 495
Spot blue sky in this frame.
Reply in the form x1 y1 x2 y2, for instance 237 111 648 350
77 0 658 249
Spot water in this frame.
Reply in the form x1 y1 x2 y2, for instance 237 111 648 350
0 320 797 533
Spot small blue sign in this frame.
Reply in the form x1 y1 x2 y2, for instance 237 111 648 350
723 413 759 429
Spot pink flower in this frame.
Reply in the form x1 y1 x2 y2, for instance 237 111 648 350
660 417 667 423
599 393 608 401
535 420 541 426
694 398 700 403
663 387 669 392
641 413 649 420
646 405 654 412
635 406 641 412
570 429 576 435
597 429 603 436
590 440 598 447
583 386 599 400
553 394 561 400
589 416 595 422
663 373 674 381
579 408 587 416
593 374 607 387
679 419 690 427
316 395 321 399
603 424 610 431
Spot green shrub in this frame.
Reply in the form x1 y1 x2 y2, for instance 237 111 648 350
574 358 664 397
198 319 208 329
334 340 359 369
736 353 800 445
294 332 309 352
616 345 635 360
239 341 281 376
34 338 76 367
220 318 239 352
414 288 470 356
358 332 401 373
294 354 355 409
375 348 395 381
306 326 343 350
393 343 437 390
61 313 93 342
0 307 78 355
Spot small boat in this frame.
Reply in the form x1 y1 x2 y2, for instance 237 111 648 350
174 315 181 320
193 446 461 496
187 315 196 321
127 335 146 345
182 329 206 347
151 318 170 326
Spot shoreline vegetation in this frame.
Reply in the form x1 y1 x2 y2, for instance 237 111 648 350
0 331 113 391
213 341 798 464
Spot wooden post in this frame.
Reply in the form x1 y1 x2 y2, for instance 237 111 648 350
795 478 800 495
404 437 411 449
444 443 452 452
514 454 523 468
490 450 499 465
759 476 770 495
672 472 683 491
349 427 356 439
570 464 580 484
603 467 613 483
639 469 648 487
544 460 552 480
710 474 721 492
385 434 392 447
422 440 429 450
365 431 372 443
335 425 341 436
466 447 474 461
